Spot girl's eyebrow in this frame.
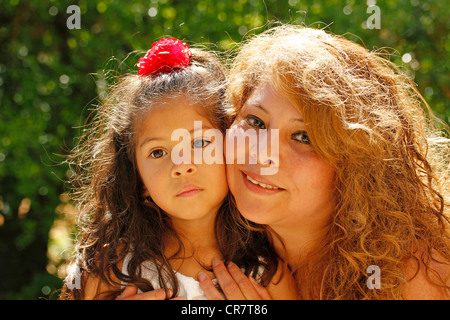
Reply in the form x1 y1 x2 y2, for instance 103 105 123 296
140 136 162 150
139 124 215 150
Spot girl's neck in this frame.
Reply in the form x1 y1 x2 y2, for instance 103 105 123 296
169 213 218 249
164 214 221 279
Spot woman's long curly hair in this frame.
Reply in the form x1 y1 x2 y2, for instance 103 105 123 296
226 24 450 299
59 47 277 299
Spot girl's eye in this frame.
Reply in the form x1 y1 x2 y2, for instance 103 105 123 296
149 149 167 159
292 131 311 144
192 138 211 149
245 115 266 129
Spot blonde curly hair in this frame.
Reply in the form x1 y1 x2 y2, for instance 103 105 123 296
226 24 450 299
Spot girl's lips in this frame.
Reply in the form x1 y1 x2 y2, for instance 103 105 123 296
177 189 202 197
241 170 284 195
176 185 203 197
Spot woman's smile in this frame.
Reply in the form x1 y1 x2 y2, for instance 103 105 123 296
241 170 284 194
226 83 335 228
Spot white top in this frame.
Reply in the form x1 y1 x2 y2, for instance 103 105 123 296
121 253 222 300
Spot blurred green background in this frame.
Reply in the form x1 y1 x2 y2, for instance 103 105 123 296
0 0 448 299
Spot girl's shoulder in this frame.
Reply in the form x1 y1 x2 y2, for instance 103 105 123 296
82 272 119 299
82 242 128 299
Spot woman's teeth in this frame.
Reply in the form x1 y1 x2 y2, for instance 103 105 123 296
246 174 279 190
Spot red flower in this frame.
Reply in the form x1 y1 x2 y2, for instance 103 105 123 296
137 38 191 76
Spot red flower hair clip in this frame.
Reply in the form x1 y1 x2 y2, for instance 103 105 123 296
137 38 191 76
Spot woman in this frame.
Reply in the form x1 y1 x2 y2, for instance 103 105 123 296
199 24 450 299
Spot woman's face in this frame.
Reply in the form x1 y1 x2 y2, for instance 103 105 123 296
226 83 336 232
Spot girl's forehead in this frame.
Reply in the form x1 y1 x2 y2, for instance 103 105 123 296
136 99 215 134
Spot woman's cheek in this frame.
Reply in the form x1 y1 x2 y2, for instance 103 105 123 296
225 120 256 165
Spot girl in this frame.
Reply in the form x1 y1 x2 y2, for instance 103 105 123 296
59 38 296 300
199 25 450 299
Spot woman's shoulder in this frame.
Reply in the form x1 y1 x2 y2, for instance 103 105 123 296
266 260 298 300
402 246 450 300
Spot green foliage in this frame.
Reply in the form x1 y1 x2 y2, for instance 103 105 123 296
0 0 448 299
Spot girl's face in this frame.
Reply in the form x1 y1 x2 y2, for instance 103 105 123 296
135 97 228 224
226 83 336 232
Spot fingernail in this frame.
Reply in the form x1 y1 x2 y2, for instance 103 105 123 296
198 272 208 282
164 288 173 297
212 259 222 267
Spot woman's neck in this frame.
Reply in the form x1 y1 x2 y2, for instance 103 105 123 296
270 223 330 299
270 222 329 267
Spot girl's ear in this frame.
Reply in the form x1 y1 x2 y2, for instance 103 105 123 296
142 188 151 206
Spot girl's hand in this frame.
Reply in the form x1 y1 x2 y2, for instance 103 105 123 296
116 284 186 300
198 259 272 300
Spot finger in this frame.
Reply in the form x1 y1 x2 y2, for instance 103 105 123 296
118 288 172 300
116 284 138 300
198 272 225 300
135 288 173 300
211 259 245 300
248 276 272 300
226 262 262 300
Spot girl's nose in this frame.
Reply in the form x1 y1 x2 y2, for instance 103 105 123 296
171 163 197 178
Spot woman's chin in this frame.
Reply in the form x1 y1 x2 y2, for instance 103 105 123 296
233 198 272 225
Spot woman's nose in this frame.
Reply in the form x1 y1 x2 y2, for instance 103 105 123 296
249 129 279 175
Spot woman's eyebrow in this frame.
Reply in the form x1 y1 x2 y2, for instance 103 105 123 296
244 102 268 114
245 102 304 123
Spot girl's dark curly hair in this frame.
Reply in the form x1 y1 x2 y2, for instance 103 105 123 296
59 47 278 299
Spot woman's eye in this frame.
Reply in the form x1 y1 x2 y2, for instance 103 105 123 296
292 131 311 144
192 138 211 148
149 149 167 159
245 115 266 129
